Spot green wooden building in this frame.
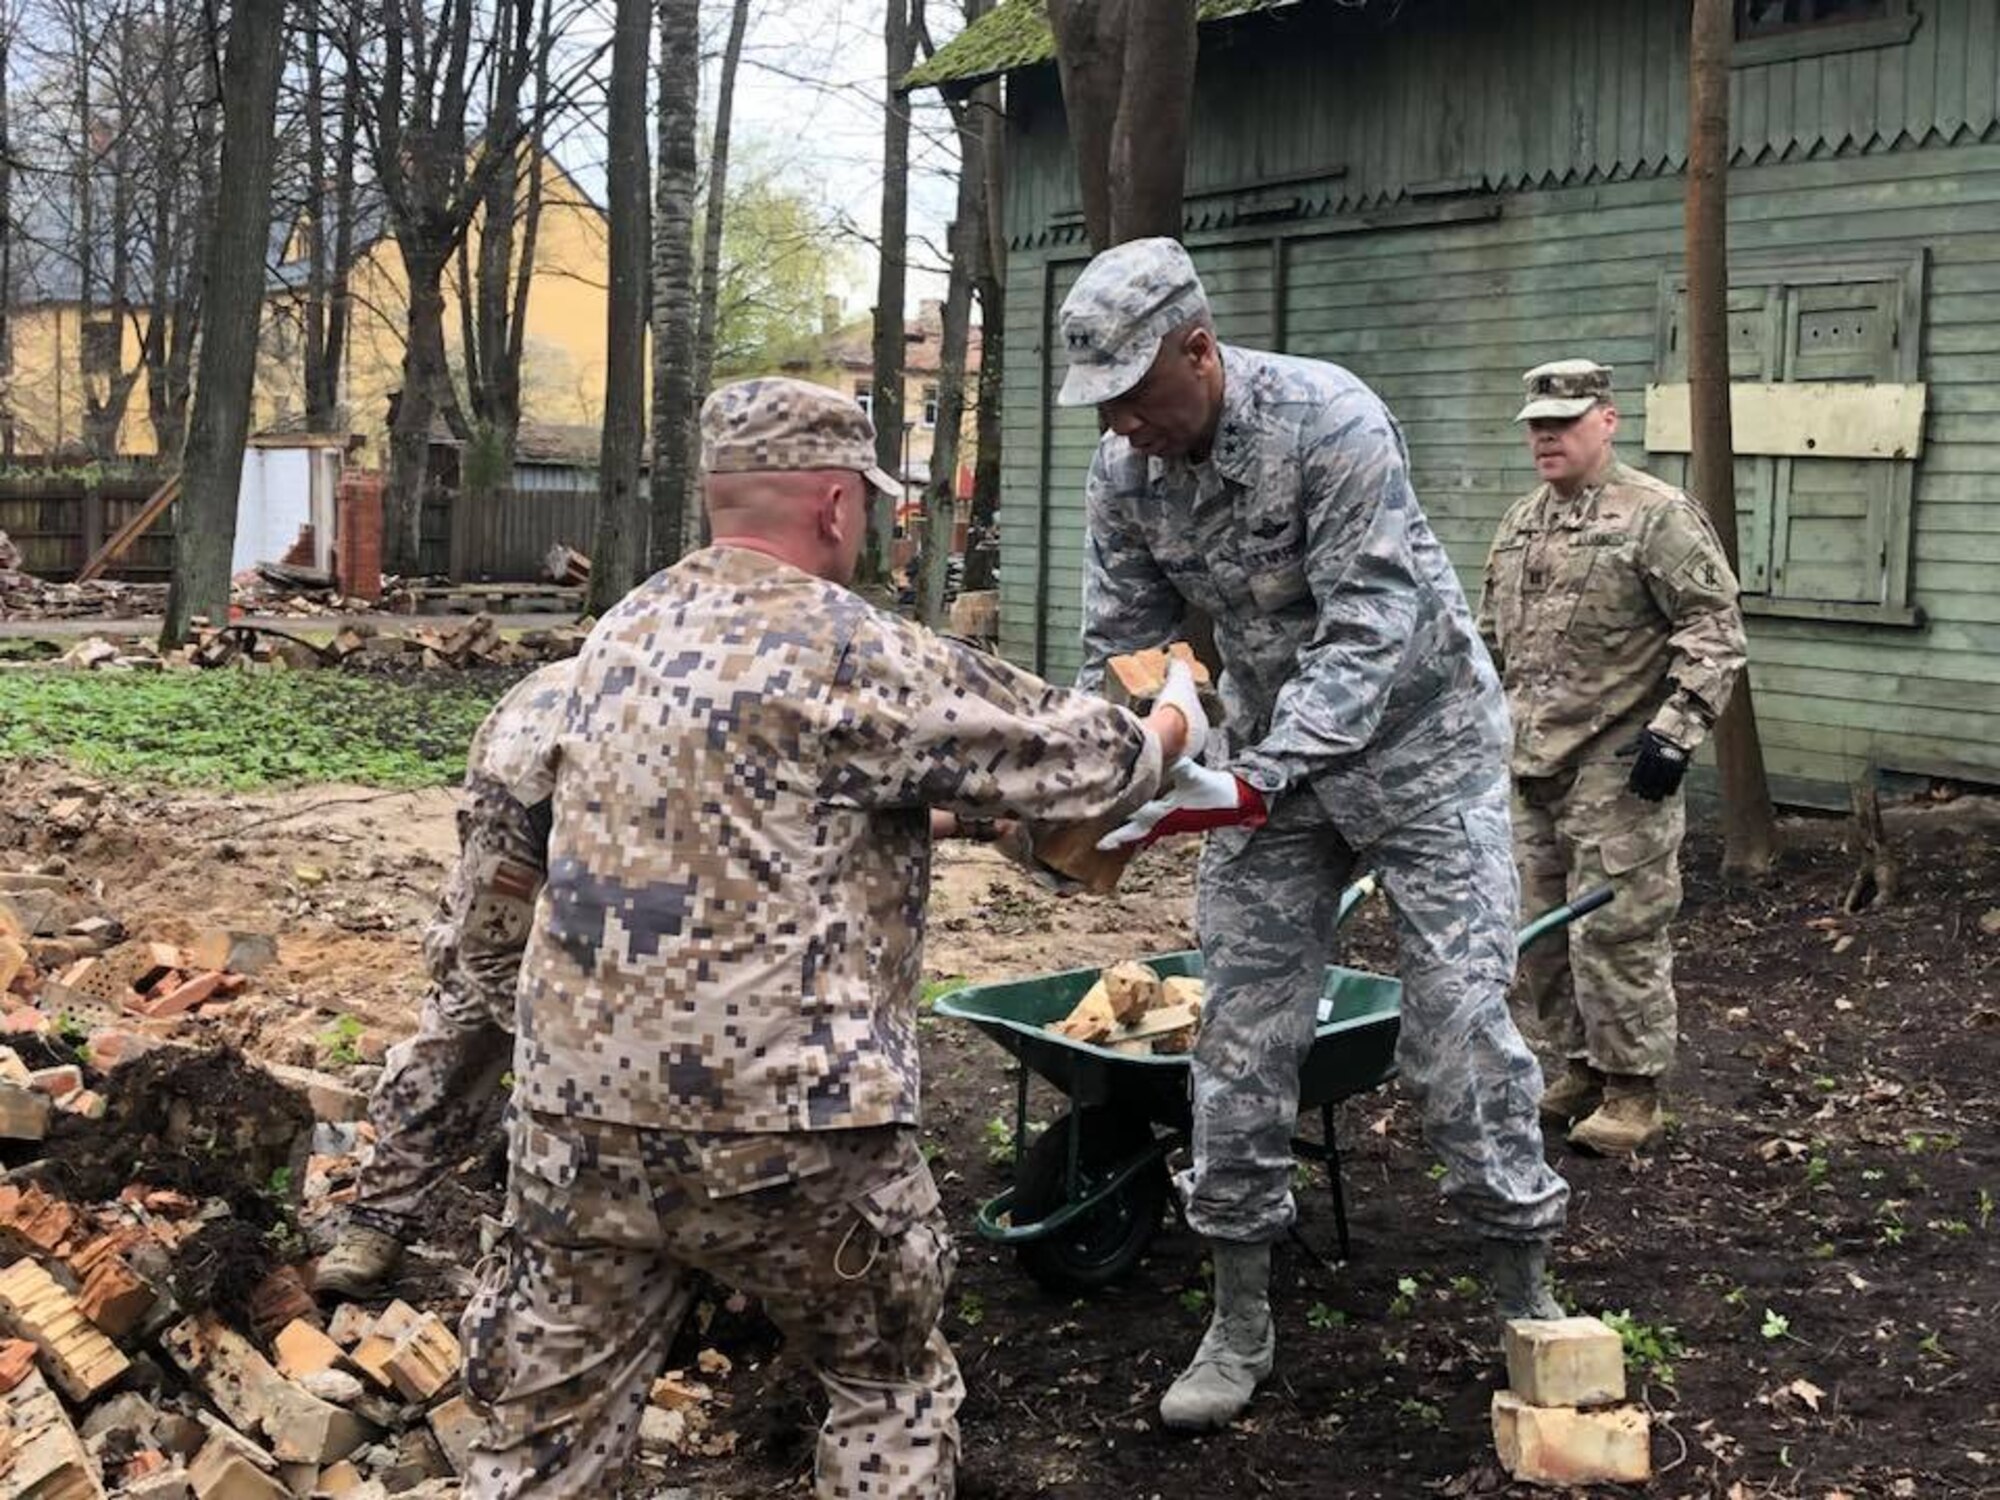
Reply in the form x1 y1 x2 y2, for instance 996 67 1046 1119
910 0 2000 806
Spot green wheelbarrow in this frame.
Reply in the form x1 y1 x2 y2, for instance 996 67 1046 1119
932 879 1612 1295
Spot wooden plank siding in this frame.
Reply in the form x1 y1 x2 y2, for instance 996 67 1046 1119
995 0 2000 803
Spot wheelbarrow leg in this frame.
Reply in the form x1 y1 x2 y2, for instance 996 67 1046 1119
1321 1102 1351 1262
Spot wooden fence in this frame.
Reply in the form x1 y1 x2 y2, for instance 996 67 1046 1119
445 485 596 583
0 475 176 580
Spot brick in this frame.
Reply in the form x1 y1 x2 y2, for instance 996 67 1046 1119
1492 1389 1652 1486
1502 1315 1627 1409
0 1009 52 1037
0 1045 29 1084
190 931 279 977
0 1080 51 1138
383 1314 459 1402
76 1251 157 1339
145 971 228 1019
59 1089 107 1119
0 1183 77 1255
0 1366 106 1499
84 1026 163 1070
28 1064 83 1098
348 1301 424 1389
273 1319 344 1381
78 1389 165 1445
248 1269 317 1345
0 936 29 995
263 1064 367 1125
0 1256 131 1400
312 1460 364 1495
0 1335 37 1393
161 1317 374 1465
119 1472 194 1499
188 1436 291 1500
425 1393 481 1475
278 1461 319 1495
298 1368 364 1406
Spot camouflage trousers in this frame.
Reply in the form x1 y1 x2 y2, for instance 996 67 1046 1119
1182 783 1570 1244
460 1113 963 1500
1513 760 1685 1078
345 983 512 1237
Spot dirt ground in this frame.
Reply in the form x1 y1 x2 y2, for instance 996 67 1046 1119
3 759 1995 1498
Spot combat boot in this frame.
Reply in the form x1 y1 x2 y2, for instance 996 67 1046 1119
1568 1074 1664 1157
1538 1058 1604 1126
1159 1240 1275 1430
314 1224 404 1299
1482 1237 1563 1326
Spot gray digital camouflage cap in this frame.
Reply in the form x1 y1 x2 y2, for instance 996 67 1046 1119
700 376 901 496
1516 359 1615 422
1057 237 1212 407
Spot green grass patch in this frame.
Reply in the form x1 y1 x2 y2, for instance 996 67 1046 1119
0 668 509 789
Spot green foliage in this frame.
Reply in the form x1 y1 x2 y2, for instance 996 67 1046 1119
266 1166 295 1199
53 1012 89 1047
1388 1275 1421 1317
1178 1286 1210 1316
1601 1309 1683 1390
956 1292 985 1328
1760 1308 1791 1340
982 1116 1016 1166
711 158 857 381
1979 1187 1995 1231
1306 1302 1347 1331
904 0 1287 89
320 1015 365 1067
920 975 969 1009
0 668 507 789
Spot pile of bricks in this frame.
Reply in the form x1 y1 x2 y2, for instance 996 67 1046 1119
45 615 588 676
1492 1315 1653 1485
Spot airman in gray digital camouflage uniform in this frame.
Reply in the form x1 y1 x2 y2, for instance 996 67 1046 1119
1065 237 1570 1433
316 660 573 1299
457 376 1207 1500
1479 360 1745 1157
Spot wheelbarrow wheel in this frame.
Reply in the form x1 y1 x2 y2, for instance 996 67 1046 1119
1010 1109 1168 1294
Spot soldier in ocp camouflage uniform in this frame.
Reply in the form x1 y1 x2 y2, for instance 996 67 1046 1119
1478 360 1746 1157
459 377 1204 1500
316 661 573 1299
1063 238 1570 1434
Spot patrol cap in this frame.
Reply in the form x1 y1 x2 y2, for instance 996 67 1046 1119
700 376 901 497
1056 237 1212 407
1516 359 1615 422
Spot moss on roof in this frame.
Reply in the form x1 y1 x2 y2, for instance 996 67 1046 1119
904 0 1298 92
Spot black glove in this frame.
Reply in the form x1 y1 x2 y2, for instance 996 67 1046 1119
1622 729 1689 802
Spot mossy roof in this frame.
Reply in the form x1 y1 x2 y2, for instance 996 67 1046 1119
903 0 1300 92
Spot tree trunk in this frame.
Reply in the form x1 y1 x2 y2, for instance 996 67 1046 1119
385 250 450 576
867 0 915 587
692 0 750 407
965 52 1004 597
161 0 285 647
1687 0 1778 880
641 0 700 582
589 0 654 611
918 132 979 627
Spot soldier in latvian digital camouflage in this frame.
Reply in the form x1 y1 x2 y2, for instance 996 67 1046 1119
1063 237 1571 1433
315 659 574 1299
1478 360 1746 1157
457 376 1220 1500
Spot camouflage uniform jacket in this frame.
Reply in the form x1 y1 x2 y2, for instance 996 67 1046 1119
1477 458 1747 779
420 660 572 1023
1080 344 1508 844
516 544 1164 1133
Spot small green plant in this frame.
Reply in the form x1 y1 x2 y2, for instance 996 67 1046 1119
1179 1286 1211 1316
1449 1274 1481 1300
1875 1203 1907 1248
1861 1168 1885 1183
1601 1309 1682 1390
1721 1284 1748 1308
1979 1188 1995 1231
265 1166 294 1199
1388 1275 1421 1317
1916 1326 1949 1361
956 1293 985 1328
1307 1302 1348 1331
1426 1162 1448 1182
1394 1397 1444 1429
920 975 969 1009
319 1015 366 1067
499 1070 516 1091
1804 1155 1831 1188
54 1012 89 1048
1760 1308 1791 1340
1927 1217 1970 1236
1812 1076 1838 1092
1807 1241 1837 1260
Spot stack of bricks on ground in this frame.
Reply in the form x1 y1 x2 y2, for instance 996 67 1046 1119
42 615 588 676
1492 1315 1652 1486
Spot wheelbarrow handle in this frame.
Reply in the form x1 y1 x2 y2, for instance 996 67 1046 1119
1515 883 1615 952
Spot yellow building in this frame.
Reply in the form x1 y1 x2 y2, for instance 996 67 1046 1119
0 153 612 462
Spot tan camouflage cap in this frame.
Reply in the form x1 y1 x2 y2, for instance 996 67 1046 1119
1057 237 1212 407
1516 359 1614 422
700 376 901 496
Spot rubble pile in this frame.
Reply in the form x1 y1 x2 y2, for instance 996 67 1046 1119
0 862 741 1496
43 616 588 676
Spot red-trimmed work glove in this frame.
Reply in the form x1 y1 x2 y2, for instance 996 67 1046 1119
1095 759 1269 851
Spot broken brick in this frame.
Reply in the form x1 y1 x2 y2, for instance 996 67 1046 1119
1492 1389 1651 1485
76 1252 158 1340
1 1008 52 1037
383 1314 460 1402
349 1301 424 1389
0 1366 107 1499
59 1088 107 1119
247 1268 317 1345
272 1318 343 1381
144 971 228 1019
0 936 29 995
0 1045 29 1084
0 1182 80 1256
0 1255 132 1400
161 1316 373 1465
189 930 279 976
84 1027 163 1070
0 1079 51 1139
426 1392 482 1475
1503 1316 1628 1409
0 1335 37 1393
187 1435 289 1500
27 1064 82 1098
324 1304 373 1348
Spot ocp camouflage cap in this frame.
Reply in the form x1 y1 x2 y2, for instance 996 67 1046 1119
1057 237 1211 407
1516 360 1614 422
700 376 901 496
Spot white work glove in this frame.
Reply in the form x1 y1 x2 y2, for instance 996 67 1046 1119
1151 657 1209 762
1096 758 1269 851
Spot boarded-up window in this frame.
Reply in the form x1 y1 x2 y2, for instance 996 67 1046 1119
1736 0 1889 40
1654 252 1925 620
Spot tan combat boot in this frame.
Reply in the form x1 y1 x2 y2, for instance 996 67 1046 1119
1159 1240 1275 1430
1567 1074 1663 1157
314 1224 404 1299
1538 1059 1603 1127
